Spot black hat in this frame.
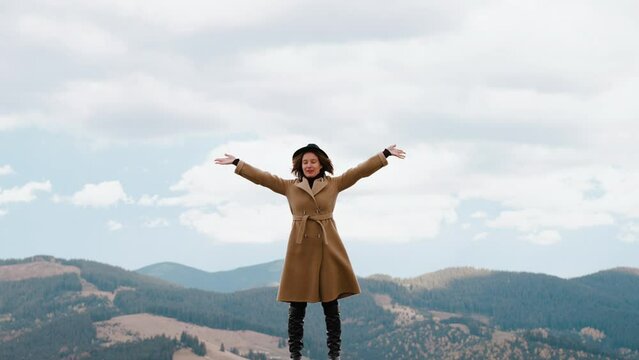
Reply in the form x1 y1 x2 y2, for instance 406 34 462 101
292 143 328 159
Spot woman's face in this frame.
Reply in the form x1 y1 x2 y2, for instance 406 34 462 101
302 152 322 178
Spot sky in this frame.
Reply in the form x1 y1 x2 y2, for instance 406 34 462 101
1 0 638 279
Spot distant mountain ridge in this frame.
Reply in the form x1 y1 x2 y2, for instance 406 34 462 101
138 259 639 296
368 266 494 290
135 259 284 293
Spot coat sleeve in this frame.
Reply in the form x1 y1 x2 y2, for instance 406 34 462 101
334 152 389 192
234 160 288 195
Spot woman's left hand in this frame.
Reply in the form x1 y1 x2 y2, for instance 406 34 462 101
386 144 406 159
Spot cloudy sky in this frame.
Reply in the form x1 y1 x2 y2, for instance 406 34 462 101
2 0 638 278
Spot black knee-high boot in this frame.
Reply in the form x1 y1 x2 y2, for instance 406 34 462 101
288 302 307 359
322 300 341 360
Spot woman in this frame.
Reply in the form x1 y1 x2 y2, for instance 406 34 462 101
215 144 405 360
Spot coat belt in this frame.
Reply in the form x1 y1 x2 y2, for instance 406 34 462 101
292 213 333 245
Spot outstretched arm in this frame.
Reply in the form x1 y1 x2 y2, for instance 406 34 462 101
335 144 406 192
215 153 288 195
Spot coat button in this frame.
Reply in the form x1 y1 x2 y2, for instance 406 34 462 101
303 210 306 215
304 234 307 238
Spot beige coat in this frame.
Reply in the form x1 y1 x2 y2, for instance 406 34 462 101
235 152 389 303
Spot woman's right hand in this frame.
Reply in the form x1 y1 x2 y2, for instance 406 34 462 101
214 153 237 165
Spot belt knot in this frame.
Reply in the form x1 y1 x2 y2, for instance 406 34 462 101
292 213 333 244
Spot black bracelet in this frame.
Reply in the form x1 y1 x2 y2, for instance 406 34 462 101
232 158 240 166
383 149 391 158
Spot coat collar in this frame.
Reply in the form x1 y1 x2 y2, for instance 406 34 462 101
295 176 328 198
312 177 328 196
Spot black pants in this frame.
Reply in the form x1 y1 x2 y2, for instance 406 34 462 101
290 299 338 313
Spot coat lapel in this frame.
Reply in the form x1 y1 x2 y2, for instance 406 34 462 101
295 178 315 199
312 177 328 196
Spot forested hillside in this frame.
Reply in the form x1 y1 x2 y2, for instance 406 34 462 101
2 256 639 359
373 269 639 351
0 257 208 359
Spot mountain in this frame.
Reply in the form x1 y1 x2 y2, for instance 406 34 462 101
0 255 291 359
572 267 639 305
2 255 639 359
366 266 639 356
368 266 493 290
136 259 284 293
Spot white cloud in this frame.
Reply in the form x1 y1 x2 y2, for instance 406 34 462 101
3 1 639 249
487 209 614 233
82 0 296 33
138 194 160 206
471 211 487 219
33 73 283 143
16 14 127 57
472 232 488 241
335 193 458 243
143 218 170 228
225 0 639 144
457 146 633 238
619 223 639 243
0 112 44 133
0 165 14 176
0 115 21 131
0 181 52 205
2 0 638 154
588 169 639 219
0 209 7 217
60 0 465 36
50 194 64 204
71 181 131 208
521 230 561 246
180 204 289 243
107 220 123 231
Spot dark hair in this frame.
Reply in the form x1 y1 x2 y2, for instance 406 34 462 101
291 151 334 180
